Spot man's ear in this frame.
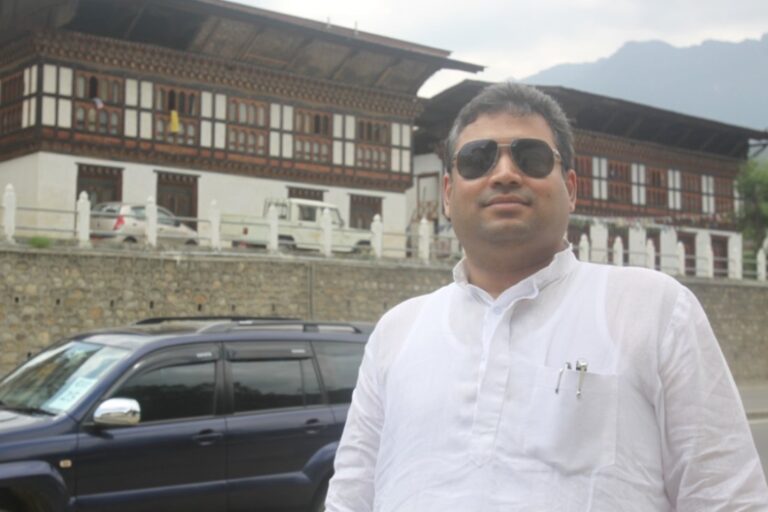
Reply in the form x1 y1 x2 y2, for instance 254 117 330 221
565 169 577 212
442 172 452 220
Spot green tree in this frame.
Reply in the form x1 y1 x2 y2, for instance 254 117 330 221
736 159 768 250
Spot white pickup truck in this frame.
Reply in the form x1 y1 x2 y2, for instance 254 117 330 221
221 198 372 253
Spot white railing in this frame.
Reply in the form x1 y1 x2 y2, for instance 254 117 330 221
1 184 765 279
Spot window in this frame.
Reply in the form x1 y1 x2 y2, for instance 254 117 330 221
681 172 701 213
574 156 592 199
228 127 266 155
701 175 715 214
288 187 324 201
591 157 608 200
350 194 382 230
231 359 321 412
294 138 331 163
0 73 23 136
77 164 123 204
227 98 267 127
295 109 332 163
298 205 318 222
155 115 196 146
608 160 631 203
157 171 198 227
668 169 682 210
74 72 123 104
74 105 121 135
116 362 216 423
630 163 646 206
646 167 667 208
355 145 389 171
155 85 197 116
356 120 389 145
714 177 734 214
313 342 365 404
296 110 331 136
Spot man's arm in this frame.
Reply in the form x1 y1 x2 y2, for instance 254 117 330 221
658 287 768 511
325 330 384 512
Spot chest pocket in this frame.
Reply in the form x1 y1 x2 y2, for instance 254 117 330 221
522 363 618 474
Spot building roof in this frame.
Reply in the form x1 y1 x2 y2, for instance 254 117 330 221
415 79 768 159
1 0 483 95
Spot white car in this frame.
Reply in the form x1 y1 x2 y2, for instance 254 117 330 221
221 198 372 253
90 202 198 245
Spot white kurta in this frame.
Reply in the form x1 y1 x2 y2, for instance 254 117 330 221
326 248 768 512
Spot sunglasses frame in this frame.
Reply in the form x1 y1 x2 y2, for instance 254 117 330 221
452 138 562 180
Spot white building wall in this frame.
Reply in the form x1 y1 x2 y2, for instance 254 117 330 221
1 152 407 239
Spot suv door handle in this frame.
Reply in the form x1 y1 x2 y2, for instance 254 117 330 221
304 418 322 435
192 429 223 446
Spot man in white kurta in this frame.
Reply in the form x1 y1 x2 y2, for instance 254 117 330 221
325 82 768 511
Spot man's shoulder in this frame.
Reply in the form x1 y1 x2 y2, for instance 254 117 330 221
377 284 453 329
580 262 690 313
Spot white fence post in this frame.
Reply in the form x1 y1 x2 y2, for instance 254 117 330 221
209 199 221 252
612 236 624 266
418 217 430 262
589 222 608 263
578 233 590 262
145 196 158 247
321 208 332 257
645 239 656 269
267 204 278 253
3 184 16 244
76 191 91 248
659 227 678 275
728 232 742 279
695 231 712 278
371 214 383 259
758 249 767 281
677 241 686 276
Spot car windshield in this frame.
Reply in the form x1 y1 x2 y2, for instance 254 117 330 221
0 341 130 416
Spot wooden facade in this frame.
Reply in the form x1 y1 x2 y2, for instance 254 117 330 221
414 80 767 233
0 0 481 232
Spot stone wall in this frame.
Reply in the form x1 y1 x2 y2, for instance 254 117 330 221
1 246 766 383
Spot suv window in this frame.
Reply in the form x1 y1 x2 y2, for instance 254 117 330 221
116 362 216 422
232 358 321 412
298 205 317 222
313 342 365 404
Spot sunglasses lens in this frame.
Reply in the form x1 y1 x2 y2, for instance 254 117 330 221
513 139 555 178
456 139 498 179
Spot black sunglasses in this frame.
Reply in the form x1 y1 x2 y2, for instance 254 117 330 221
453 138 562 180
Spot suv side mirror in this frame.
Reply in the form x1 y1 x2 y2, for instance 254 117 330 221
93 398 141 426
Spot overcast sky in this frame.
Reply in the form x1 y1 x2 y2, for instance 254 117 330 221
236 0 768 98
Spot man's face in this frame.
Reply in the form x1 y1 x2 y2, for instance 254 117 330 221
443 112 577 257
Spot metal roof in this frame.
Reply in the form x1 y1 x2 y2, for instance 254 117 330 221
415 80 768 159
2 0 483 95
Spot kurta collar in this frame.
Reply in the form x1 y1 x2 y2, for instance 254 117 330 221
452 245 579 307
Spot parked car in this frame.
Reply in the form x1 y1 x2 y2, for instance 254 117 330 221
0 317 370 512
90 202 198 245
221 198 372 253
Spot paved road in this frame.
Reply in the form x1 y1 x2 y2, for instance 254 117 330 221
739 383 768 476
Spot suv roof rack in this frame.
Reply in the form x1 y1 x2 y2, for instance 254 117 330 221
134 316 299 325
133 316 372 336
197 319 371 335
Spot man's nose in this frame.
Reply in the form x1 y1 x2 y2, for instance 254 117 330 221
489 147 524 185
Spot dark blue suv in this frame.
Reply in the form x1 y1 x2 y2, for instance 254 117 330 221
0 317 370 512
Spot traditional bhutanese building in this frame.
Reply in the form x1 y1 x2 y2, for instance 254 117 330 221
0 0 481 237
412 80 768 277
